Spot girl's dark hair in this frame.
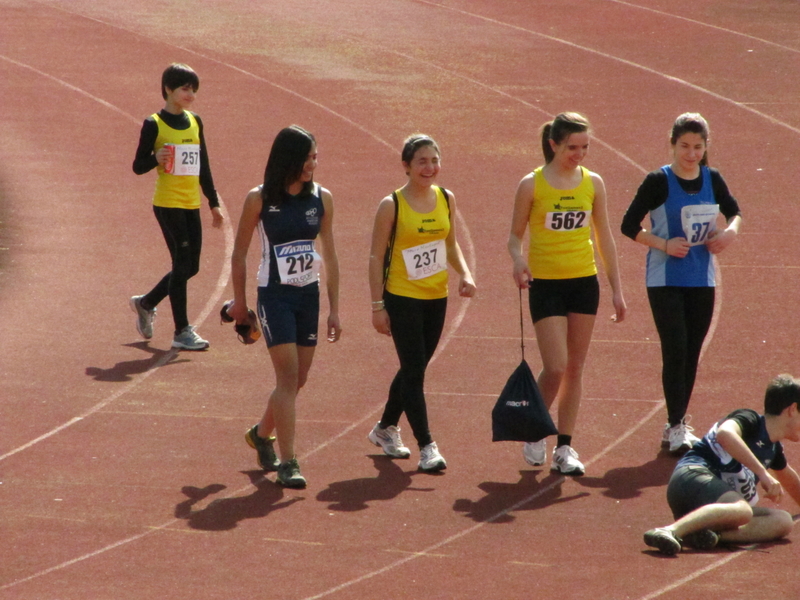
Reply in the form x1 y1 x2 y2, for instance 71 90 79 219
161 63 199 100
670 112 710 166
540 112 590 164
401 134 440 165
261 125 316 205
764 374 800 416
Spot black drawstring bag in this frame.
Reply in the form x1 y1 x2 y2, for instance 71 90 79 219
492 290 557 442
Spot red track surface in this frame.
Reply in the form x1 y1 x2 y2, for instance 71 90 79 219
1 1 799 598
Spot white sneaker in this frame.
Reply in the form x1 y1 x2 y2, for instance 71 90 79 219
666 421 700 454
522 439 546 466
172 325 209 351
130 295 156 339
550 445 585 476
418 442 447 472
368 422 411 458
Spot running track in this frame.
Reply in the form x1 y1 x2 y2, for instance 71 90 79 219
1 1 799 598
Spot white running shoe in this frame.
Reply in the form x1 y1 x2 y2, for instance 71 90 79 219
550 445 585 476
130 295 156 339
522 439 547 466
418 442 447 472
172 325 209 351
666 421 700 454
368 422 411 458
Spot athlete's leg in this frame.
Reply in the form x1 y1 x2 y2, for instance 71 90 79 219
681 287 715 413
647 286 690 425
718 505 794 543
262 343 301 462
533 315 568 410
556 312 596 436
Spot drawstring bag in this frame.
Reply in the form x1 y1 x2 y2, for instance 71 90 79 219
491 290 557 442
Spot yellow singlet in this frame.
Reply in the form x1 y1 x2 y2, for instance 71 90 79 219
385 187 451 300
151 111 201 209
528 166 597 279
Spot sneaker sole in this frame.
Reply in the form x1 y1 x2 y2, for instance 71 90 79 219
419 461 447 472
523 456 546 467
550 464 585 476
172 341 209 351
277 476 307 489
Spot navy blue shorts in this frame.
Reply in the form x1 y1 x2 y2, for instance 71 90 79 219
257 285 319 348
666 464 732 519
528 275 600 323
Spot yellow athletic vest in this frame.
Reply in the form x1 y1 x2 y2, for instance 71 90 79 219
152 112 201 209
528 166 597 279
385 187 450 299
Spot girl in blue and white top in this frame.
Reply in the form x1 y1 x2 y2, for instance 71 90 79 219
621 113 742 455
229 125 341 489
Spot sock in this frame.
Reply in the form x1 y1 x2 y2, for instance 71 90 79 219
556 434 572 448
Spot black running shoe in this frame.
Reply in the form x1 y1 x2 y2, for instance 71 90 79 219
682 529 719 550
277 458 307 489
644 528 682 555
244 425 280 471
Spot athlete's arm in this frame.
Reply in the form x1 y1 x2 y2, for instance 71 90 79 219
771 465 800 510
228 187 262 324
716 419 783 502
318 187 341 342
368 196 396 336
132 118 158 174
443 190 476 298
590 173 626 323
508 173 534 289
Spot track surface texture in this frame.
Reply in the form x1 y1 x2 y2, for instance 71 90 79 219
1 1 799 598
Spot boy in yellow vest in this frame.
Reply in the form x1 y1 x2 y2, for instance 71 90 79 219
130 63 223 350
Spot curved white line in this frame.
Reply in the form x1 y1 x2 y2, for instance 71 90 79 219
0 57 236 463
604 0 800 55
418 0 800 136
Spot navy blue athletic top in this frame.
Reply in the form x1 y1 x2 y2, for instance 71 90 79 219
256 183 324 289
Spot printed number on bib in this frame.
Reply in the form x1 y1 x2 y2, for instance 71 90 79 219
681 204 719 246
274 240 320 287
169 144 201 176
545 210 590 231
721 467 759 506
402 239 447 281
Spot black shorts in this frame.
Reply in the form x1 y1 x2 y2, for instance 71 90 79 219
257 284 319 348
666 464 733 520
528 275 600 323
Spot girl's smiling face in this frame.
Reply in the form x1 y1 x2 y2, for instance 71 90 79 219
550 131 590 169
404 144 440 185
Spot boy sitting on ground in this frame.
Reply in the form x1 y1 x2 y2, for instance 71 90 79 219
644 373 800 555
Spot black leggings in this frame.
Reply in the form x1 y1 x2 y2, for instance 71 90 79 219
143 206 202 334
381 291 447 449
647 286 715 426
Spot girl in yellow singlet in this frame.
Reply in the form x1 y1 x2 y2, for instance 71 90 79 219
368 134 476 472
508 113 626 476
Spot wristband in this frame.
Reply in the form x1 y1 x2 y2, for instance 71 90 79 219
371 300 385 312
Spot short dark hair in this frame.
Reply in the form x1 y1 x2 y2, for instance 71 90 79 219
161 63 199 100
764 374 800 416
540 112 590 164
261 125 316 205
